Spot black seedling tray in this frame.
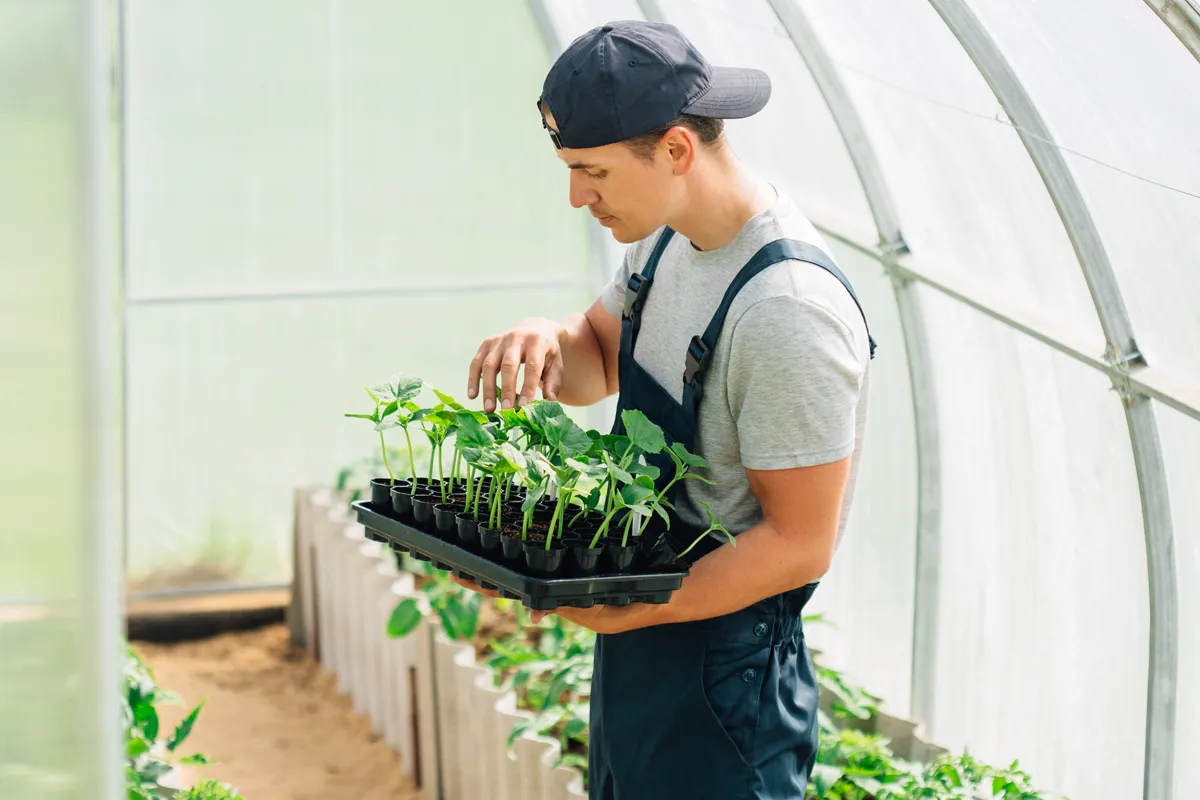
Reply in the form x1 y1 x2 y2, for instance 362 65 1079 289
351 501 688 611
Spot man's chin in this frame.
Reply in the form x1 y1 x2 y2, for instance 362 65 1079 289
608 224 649 244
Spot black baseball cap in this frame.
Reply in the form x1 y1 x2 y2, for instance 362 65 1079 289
538 20 771 150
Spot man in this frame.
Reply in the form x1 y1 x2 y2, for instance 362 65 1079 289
461 20 873 800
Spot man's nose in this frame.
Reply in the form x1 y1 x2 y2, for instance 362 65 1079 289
568 171 599 209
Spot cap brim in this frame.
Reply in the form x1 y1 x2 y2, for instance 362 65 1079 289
683 66 771 119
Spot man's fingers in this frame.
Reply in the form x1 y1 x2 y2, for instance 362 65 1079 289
517 346 546 408
479 342 504 413
498 343 524 411
541 352 564 401
530 610 552 624
466 340 490 400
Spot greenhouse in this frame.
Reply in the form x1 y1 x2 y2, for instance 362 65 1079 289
3 0 1198 799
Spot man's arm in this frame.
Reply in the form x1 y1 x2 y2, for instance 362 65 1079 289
531 456 850 633
529 286 868 633
466 296 621 412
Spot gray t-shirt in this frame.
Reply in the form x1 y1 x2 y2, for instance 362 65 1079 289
600 190 871 544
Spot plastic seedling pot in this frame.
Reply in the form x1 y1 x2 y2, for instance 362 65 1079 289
371 478 404 510
390 483 415 519
411 495 437 533
568 543 603 577
433 503 458 539
523 541 566 578
500 534 524 567
604 542 637 574
477 524 502 559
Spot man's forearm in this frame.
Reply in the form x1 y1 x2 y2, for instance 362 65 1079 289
553 312 615 406
616 521 833 631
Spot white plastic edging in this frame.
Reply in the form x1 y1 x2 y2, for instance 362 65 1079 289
291 488 585 799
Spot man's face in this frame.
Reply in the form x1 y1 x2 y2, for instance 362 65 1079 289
543 111 676 244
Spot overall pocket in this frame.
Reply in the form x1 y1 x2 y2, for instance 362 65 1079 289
701 637 772 766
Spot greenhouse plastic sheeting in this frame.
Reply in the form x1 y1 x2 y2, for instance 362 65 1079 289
917 286 1149 799
122 0 592 589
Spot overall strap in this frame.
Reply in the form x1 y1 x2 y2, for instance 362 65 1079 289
620 227 677 354
683 239 877 408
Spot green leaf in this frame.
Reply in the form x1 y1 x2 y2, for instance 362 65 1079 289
627 460 661 482
371 374 424 404
128 784 154 800
373 417 402 432
179 753 211 766
525 400 565 432
133 701 159 742
544 416 593 458
558 753 589 770
456 413 495 450
125 736 150 759
620 483 655 506
621 410 666 454
344 412 378 421
669 440 707 468
167 700 205 751
600 434 632 460
497 442 527 472
602 451 634 484
564 714 588 740
386 598 423 638
433 389 465 410
811 764 845 796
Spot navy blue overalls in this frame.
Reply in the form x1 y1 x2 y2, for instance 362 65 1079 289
589 228 876 800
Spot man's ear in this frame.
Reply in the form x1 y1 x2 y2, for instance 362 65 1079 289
663 126 698 176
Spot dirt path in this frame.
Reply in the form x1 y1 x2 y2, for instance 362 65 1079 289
136 624 422 800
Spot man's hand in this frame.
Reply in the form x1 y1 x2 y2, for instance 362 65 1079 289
466 299 621 412
467 317 566 412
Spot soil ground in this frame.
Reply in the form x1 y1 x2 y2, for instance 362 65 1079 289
136 624 422 800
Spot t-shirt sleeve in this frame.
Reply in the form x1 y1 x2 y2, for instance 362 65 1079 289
725 294 866 470
600 246 637 319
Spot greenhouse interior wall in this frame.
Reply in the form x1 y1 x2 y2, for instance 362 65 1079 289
2 1 1198 799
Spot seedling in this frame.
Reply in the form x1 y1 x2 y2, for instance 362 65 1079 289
348 374 425 492
673 500 736 560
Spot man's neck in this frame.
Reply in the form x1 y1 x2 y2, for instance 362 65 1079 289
666 153 776 252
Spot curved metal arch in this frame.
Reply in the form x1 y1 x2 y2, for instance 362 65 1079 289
927 3 1179 799
1143 0 1200 64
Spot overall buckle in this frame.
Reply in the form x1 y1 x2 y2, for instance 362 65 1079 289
623 272 652 319
683 336 711 392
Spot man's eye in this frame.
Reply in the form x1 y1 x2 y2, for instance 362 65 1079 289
588 170 607 179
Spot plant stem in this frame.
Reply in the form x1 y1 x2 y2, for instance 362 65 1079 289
463 466 473 513
403 426 417 495
522 508 531 540
378 431 395 482
437 443 446 502
473 472 485 520
547 489 568 550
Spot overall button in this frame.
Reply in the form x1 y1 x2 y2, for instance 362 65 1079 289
753 622 769 637
741 668 756 683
